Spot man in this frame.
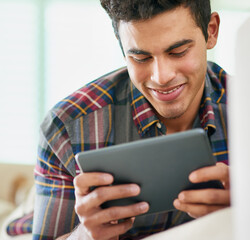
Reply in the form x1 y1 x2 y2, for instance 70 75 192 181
33 0 230 239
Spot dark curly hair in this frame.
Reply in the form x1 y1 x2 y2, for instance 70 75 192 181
100 0 211 42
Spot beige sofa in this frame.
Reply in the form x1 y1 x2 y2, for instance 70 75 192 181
0 163 34 240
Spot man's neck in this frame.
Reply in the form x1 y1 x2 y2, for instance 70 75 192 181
160 114 196 134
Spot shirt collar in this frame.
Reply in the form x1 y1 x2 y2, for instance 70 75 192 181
199 62 227 136
130 81 161 137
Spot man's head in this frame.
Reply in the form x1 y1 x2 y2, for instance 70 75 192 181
100 0 220 131
100 0 211 42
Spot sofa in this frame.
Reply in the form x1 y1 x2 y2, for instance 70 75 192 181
0 163 34 240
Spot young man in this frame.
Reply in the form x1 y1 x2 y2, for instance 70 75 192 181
33 0 230 239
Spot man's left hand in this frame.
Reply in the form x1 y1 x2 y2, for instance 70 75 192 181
173 162 230 218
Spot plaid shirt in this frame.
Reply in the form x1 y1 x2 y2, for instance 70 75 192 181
32 61 228 239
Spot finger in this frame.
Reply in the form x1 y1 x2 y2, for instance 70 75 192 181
189 163 229 185
81 202 148 229
97 202 149 224
74 172 114 195
77 184 141 212
173 200 227 218
178 189 231 205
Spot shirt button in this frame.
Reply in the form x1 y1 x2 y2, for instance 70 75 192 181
156 122 162 129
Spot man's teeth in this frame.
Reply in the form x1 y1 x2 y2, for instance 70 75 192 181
156 86 181 94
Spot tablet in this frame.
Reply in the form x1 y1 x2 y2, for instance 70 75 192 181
75 128 223 215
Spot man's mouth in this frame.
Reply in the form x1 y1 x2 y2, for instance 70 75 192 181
153 85 182 94
149 84 185 102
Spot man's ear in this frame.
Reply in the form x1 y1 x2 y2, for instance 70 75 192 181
206 12 220 49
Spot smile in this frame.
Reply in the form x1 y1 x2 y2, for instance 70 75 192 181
150 84 185 102
154 85 182 94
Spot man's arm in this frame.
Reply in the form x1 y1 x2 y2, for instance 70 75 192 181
173 162 230 218
33 148 77 239
33 111 81 239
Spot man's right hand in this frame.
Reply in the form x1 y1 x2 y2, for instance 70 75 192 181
73 172 149 240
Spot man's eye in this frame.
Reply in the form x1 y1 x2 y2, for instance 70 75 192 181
132 57 151 63
170 49 188 57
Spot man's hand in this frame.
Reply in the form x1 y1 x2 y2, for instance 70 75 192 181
173 162 230 218
73 172 149 240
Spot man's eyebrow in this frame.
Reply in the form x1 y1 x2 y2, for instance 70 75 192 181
166 39 194 52
127 49 151 56
127 39 194 56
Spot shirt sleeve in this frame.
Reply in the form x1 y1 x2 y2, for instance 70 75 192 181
32 111 79 240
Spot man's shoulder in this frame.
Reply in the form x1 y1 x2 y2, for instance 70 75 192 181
207 61 228 89
48 67 130 124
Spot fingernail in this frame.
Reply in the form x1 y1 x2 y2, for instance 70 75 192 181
139 202 149 212
130 184 140 194
174 199 180 208
179 193 185 201
189 172 197 182
103 174 113 183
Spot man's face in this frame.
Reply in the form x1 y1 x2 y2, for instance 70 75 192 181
119 7 214 122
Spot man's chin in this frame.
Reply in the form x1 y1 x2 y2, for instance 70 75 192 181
166 114 184 120
157 109 186 121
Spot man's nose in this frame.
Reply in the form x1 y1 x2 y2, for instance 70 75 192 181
150 57 176 85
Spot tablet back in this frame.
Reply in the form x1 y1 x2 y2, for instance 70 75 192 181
76 128 223 215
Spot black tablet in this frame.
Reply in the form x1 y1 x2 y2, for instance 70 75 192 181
75 128 223 215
